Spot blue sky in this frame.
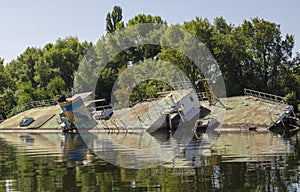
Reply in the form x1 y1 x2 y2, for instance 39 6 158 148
1 0 299 63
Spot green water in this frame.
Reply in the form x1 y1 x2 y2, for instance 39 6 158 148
0 131 299 192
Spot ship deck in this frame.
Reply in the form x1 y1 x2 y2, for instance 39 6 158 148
0 91 294 133
201 95 291 132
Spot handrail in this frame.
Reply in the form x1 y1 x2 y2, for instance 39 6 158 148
3 91 74 119
244 88 286 104
173 81 193 90
197 92 208 101
5 98 58 118
0 114 4 123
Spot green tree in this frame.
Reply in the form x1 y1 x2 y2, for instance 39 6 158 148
127 14 166 26
0 58 7 94
249 18 294 93
182 17 215 52
46 76 67 98
211 18 248 95
127 14 166 63
2 7 300 115
106 5 124 33
15 82 36 105
158 25 205 90
210 18 294 96
0 88 16 115
90 13 167 103
34 37 92 97
5 47 42 90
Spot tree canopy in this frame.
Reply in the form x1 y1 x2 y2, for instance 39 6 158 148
0 37 92 115
0 5 300 116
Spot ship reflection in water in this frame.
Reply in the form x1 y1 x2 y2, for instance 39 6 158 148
0 129 299 191
79 129 217 169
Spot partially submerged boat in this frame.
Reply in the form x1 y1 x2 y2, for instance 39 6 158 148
0 88 299 135
58 88 200 133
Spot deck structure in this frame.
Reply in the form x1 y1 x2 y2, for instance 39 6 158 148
200 88 295 132
0 88 297 133
91 88 200 133
0 105 62 131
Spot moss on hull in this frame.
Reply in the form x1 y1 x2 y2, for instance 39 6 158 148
0 105 62 129
201 96 290 131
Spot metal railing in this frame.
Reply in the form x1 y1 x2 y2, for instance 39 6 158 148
3 91 74 119
173 81 193 90
197 92 208 101
5 99 58 118
0 114 4 123
244 88 286 104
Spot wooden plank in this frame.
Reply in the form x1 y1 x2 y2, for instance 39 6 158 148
27 114 56 129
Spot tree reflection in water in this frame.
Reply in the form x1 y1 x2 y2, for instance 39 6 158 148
0 130 299 191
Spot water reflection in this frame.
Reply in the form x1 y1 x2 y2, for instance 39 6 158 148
212 132 291 162
61 133 92 166
0 130 299 191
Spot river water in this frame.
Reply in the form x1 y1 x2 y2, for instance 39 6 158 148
0 130 299 192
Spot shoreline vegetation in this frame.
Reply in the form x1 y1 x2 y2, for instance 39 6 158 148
0 6 299 119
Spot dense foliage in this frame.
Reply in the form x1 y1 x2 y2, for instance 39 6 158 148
0 6 299 117
0 37 92 116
